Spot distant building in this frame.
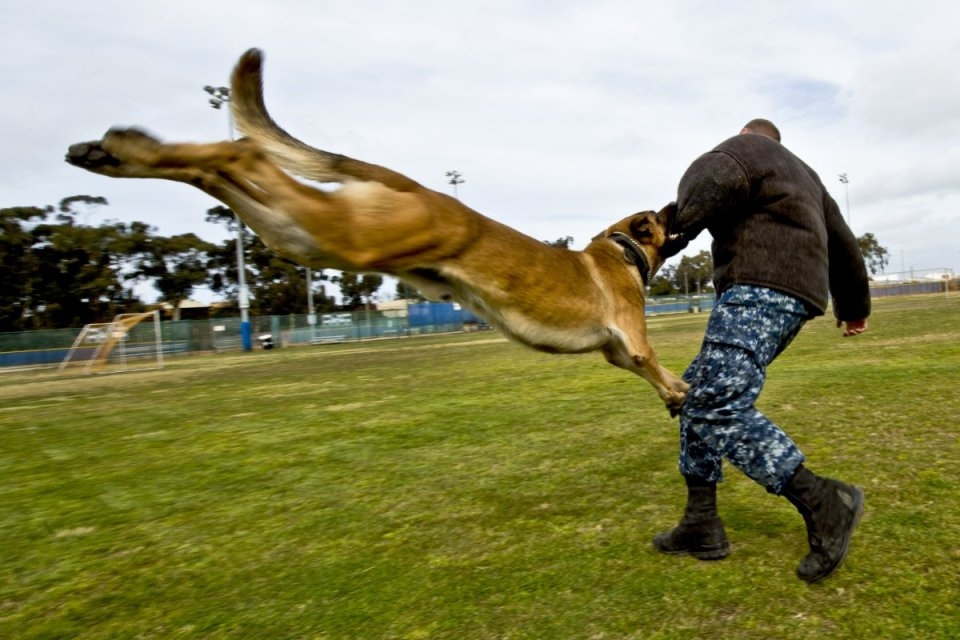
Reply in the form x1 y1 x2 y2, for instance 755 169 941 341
150 300 234 320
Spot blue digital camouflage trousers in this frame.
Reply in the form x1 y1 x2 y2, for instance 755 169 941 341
679 285 811 494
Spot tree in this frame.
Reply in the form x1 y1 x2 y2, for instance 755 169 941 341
2 195 361 329
28 201 143 329
134 233 215 320
543 236 574 248
245 236 335 315
205 207 250 306
0 206 50 330
335 272 384 309
395 280 427 302
857 233 889 276
58 195 108 216
246 239 306 315
647 264 679 296
674 250 714 294
0 198 166 330
205 206 335 315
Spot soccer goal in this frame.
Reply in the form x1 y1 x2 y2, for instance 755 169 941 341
58 311 164 375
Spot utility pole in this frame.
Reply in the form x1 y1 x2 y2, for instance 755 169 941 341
306 267 316 338
205 84 252 352
838 173 851 228
445 170 464 199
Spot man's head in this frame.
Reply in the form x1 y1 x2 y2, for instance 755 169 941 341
740 118 781 142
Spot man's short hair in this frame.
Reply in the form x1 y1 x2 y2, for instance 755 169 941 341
742 118 781 142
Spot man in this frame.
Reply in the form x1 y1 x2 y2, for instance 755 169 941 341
655 118 870 583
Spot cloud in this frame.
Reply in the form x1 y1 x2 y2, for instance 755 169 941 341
2 0 957 303
847 41 960 139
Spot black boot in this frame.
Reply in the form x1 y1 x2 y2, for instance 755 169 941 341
781 465 865 583
653 476 730 560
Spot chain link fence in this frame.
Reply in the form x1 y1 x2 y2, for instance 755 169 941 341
5 277 954 371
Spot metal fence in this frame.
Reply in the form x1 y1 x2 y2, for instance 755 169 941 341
0 297 720 370
0 307 455 369
868 268 956 298
4 275 954 370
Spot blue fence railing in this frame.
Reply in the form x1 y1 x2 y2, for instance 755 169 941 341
0 295 711 369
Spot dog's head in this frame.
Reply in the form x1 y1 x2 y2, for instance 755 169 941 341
591 202 677 284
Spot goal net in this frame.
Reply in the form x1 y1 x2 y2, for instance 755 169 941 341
58 311 164 375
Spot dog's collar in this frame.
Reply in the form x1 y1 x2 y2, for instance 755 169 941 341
608 232 652 285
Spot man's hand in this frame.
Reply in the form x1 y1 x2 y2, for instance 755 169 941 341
837 319 868 337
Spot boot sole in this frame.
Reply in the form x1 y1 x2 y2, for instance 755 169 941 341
690 543 731 561
804 486 865 584
654 540 731 561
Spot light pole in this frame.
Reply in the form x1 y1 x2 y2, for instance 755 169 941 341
838 173 851 228
205 85 252 352
306 267 316 338
445 170 464 199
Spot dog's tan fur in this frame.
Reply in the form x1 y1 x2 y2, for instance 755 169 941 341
66 48 687 410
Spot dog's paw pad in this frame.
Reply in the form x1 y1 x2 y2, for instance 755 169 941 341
65 142 121 169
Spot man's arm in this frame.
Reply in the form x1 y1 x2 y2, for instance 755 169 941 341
663 150 750 258
823 191 871 328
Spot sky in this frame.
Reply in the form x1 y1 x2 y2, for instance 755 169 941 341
4 1 959 303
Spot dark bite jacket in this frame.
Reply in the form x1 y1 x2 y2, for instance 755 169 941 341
672 133 870 321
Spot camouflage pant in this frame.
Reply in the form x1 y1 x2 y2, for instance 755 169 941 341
678 285 811 494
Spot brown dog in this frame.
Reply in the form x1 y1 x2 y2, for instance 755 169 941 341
66 48 687 410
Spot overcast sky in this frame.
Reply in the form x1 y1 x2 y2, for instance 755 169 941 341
4 1 959 303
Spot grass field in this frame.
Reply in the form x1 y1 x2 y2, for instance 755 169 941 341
1 295 958 639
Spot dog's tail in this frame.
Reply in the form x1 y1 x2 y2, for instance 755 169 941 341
230 48 421 192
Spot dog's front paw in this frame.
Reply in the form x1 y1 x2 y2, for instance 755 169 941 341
663 390 687 418
66 140 121 171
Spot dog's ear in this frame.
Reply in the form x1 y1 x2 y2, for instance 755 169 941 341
657 202 678 226
629 212 659 244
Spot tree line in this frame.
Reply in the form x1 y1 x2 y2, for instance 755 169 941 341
0 196 383 332
2 197 889 332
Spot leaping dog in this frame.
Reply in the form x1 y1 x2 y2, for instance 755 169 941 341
66 48 688 410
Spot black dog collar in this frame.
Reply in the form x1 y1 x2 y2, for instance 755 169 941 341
608 232 652 285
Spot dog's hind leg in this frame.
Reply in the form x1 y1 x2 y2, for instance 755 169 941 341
67 128 259 184
66 128 455 271
67 128 363 267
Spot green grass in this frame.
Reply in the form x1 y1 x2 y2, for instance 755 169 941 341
1 295 958 639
